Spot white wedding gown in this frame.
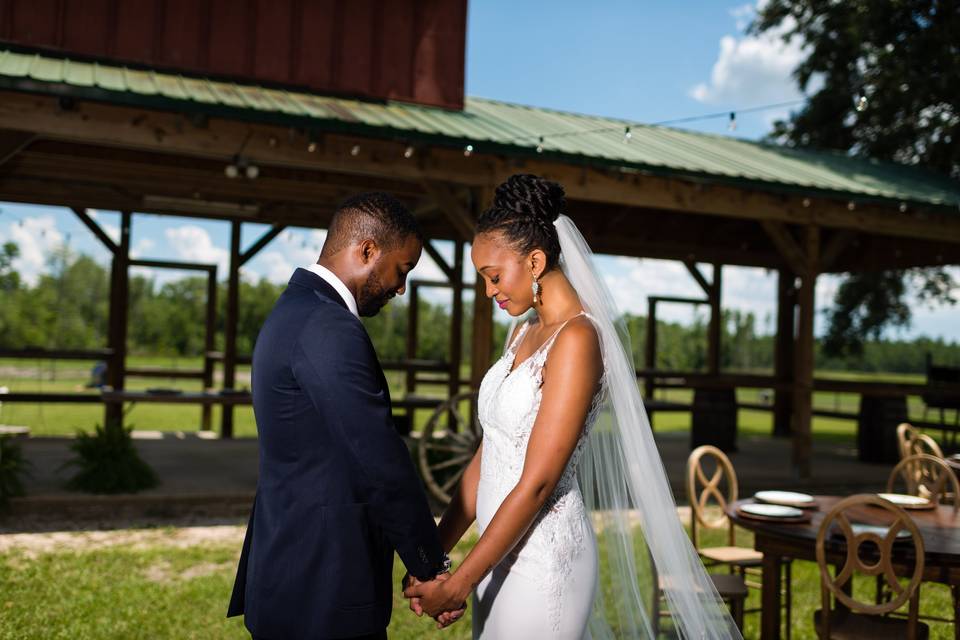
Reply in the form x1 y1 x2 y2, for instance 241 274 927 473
473 313 604 639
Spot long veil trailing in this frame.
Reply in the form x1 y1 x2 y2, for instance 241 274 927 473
554 215 741 639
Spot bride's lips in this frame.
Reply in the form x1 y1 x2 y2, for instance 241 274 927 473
497 298 509 309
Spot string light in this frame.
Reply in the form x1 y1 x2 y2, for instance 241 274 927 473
855 95 868 112
350 144 361 156
727 112 737 131
622 126 632 143
307 139 318 153
463 144 473 157
536 136 544 153
403 145 415 159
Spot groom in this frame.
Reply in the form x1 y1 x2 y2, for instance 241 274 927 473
228 193 457 639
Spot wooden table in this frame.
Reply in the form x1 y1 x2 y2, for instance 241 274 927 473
726 495 960 639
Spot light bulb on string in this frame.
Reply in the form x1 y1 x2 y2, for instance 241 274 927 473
463 144 474 157
623 126 632 144
403 145 415 159
536 136 544 154
224 163 239 179
728 112 737 131
855 95 868 112
245 165 259 180
350 144 361 156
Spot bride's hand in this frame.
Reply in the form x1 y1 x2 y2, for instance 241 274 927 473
403 573 468 622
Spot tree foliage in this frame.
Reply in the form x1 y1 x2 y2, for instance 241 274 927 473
751 0 959 356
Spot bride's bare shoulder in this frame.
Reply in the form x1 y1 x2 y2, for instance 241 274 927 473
552 315 601 363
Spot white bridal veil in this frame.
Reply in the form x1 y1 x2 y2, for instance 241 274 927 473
554 214 741 640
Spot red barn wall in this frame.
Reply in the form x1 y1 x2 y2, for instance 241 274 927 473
0 0 466 109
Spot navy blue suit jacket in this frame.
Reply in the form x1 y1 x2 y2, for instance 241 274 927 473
228 268 445 639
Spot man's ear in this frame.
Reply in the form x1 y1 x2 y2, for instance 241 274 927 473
359 239 380 265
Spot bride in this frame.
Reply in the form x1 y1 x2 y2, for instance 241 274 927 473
404 174 740 639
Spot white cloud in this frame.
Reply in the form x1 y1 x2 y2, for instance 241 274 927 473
4 216 64 286
164 225 229 274
690 2 814 110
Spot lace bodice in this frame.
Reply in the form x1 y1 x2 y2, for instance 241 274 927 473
475 312 605 627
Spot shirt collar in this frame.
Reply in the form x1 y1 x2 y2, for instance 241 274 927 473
304 263 359 318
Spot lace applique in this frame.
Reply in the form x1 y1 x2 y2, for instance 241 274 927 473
476 314 606 630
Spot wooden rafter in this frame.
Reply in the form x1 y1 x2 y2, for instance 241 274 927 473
0 129 34 168
423 240 456 282
420 180 476 240
240 225 286 266
72 207 118 253
761 221 808 275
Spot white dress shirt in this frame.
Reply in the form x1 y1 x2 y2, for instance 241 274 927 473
304 263 359 318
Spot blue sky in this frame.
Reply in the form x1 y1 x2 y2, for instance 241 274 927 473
0 1 956 341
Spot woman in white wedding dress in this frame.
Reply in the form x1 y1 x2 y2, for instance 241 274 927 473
405 175 740 640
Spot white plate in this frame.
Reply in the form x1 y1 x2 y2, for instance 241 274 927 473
877 493 930 507
847 524 912 540
754 490 815 507
740 503 804 518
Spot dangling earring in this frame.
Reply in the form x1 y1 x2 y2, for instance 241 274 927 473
532 276 541 305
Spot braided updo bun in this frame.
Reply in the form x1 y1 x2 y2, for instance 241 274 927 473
477 174 564 270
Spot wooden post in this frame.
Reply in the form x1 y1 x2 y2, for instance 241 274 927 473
406 284 419 395
104 211 131 428
221 221 241 438
201 266 217 431
644 298 657 401
470 277 493 390
773 270 795 438
792 225 819 478
449 241 464 400
707 263 722 375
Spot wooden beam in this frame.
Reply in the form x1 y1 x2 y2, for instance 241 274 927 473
683 261 714 297
129 259 216 272
421 180 476 240
240 224 286 266
820 230 855 271
72 207 118 254
104 211 131 427
0 129 35 168
470 277 494 390
792 225 819 479
707 264 722 376
423 240 456 282
773 270 795 438
449 241 464 403
1 92 958 244
761 221 807 275
221 221 242 438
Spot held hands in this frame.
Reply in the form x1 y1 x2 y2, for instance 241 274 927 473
403 572 468 629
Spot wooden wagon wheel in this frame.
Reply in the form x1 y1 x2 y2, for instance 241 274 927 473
417 391 481 505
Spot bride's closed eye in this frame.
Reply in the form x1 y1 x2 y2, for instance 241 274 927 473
490 276 500 284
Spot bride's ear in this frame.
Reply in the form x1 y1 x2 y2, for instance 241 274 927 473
529 249 547 279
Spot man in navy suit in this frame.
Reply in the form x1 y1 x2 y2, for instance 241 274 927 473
228 193 462 639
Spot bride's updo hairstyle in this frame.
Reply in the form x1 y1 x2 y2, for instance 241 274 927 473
476 174 565 271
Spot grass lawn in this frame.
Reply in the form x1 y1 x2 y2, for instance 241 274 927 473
1 523 955 639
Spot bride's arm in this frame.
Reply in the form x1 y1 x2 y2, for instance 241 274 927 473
406 319 602 616
436 440 483 553
434 319 527 552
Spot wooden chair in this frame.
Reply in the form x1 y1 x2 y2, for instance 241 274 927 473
897 423 918 460
887 453 959 510
686 445 793 637
898 423 945 461
815 494 928 639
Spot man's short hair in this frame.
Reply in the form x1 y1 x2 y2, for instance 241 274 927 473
321 192 422 256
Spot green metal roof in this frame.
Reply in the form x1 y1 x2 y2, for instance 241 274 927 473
1 48 958 210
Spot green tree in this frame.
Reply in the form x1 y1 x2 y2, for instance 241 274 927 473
751 0 959 356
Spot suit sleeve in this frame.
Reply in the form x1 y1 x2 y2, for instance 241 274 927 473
292 309 445 580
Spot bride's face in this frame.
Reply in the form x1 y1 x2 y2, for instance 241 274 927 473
471 231 536 316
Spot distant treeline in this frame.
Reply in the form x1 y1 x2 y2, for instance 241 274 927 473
1 244 958 373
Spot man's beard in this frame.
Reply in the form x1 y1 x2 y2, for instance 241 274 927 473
357 271 394 317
